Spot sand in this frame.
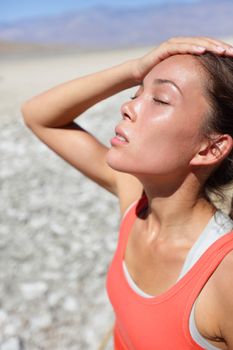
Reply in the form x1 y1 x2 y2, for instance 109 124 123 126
0 45 150 350
1 39 233 349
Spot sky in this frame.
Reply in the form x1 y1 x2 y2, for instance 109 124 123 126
1 0 200 22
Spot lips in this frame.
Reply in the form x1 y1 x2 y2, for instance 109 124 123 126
115 126 129 143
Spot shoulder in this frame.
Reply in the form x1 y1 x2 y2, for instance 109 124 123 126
211 248 233 347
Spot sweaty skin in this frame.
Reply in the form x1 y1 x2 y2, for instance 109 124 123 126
21 36 233 349
107 54 209 179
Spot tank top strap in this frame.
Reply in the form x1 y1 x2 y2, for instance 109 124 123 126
183 230 233 342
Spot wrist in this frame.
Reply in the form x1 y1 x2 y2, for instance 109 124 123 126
117 59 141 87
128 57 148 85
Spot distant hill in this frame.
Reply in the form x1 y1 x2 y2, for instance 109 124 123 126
0 0 233 49
0 40 84 56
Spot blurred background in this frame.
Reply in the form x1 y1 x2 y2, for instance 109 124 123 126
1 0 233 52
0 1 233 349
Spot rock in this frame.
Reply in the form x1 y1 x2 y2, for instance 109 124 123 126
0 309 8 326
62 296 79 312
0 337 24 350
1 52 119 349
20 281 48 300
30 216 48 229
50 222 66 235
41 271 61 281
46 256 61 270
47 291 64 307
31 312 52 331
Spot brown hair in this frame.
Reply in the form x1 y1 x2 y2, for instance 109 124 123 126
195 53 233 218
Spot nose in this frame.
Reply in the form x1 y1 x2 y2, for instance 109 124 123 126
120 101 136 122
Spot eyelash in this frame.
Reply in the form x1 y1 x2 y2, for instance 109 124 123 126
130 95 169 105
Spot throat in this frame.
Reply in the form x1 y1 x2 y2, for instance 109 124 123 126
143 198 216 244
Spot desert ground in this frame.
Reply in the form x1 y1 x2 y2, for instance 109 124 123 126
1 37 233 350
0 45 151 350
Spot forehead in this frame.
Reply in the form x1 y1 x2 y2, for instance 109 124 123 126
143 54 204 93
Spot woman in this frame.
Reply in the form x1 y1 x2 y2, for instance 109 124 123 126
21 37 233 349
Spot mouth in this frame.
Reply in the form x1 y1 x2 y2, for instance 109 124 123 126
115 133 128 142
115 126 129 142
110 126 129 146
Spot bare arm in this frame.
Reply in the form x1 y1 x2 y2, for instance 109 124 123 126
21 37 233 215
210 250 233 349
21 60 144 213
22 61 137 128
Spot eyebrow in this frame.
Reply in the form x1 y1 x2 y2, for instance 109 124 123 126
141 78 183 96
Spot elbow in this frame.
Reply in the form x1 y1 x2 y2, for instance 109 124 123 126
21 99 35 128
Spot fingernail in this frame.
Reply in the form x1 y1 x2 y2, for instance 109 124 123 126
215 46 225 52
195 46 206 52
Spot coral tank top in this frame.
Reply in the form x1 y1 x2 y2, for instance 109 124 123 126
106 195 233 350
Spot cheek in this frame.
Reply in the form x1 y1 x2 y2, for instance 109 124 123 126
107 108 203 175
133 118 201 173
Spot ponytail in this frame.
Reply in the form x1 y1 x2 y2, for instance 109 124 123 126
196 53 233 218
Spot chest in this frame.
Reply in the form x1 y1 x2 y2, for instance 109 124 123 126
124 224 227 349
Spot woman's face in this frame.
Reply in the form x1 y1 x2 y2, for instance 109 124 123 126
107 54 210 178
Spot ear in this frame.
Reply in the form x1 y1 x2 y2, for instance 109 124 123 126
190 134 233 166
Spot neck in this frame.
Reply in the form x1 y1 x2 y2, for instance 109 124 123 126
140 173 216 243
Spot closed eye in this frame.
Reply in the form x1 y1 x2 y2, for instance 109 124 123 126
130 95 170 105
153 98 169 105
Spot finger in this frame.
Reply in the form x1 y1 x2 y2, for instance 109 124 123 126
167 36 233 52
153 42 207 63
161 39 233 58
168 36 230 48
186 37 233 55
198 36 232 48
140 38 233 80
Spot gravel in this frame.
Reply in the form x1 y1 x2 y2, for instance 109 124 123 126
3 47 231 350
0 51 138 350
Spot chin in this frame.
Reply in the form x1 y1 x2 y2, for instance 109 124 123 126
106 149 134 173
106 155 126 172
